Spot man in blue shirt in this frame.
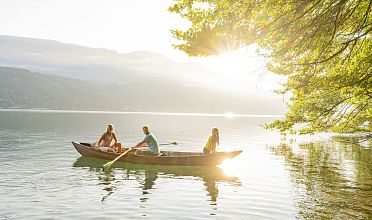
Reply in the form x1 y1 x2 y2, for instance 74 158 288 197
133 125 160 155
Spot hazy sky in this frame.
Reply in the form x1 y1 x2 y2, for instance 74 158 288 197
0 0 284 93
0 0 189 59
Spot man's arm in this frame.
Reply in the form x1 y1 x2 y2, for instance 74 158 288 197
133 140 147 148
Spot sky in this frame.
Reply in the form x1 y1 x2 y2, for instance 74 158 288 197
0 0 189 59
0 0 284 93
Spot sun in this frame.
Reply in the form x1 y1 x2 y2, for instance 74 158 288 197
206 48 260 76
189 46 283 95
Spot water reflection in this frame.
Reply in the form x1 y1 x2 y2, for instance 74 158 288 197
139 169 158 203
98 171 117 202
73 156 241 204
269 139 372 219
73 161 119 202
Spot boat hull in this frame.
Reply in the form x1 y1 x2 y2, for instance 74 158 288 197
72 142 242 166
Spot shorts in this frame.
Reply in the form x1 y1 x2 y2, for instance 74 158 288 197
98 147 114 153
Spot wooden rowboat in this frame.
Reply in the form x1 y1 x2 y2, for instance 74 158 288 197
72 142 242 166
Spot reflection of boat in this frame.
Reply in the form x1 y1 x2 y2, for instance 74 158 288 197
72 142 242 166
73 156 241 203
73 156 240 183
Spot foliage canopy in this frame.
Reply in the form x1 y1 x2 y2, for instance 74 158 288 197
169 0 372 135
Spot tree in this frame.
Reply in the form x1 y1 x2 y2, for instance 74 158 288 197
169 0 372 135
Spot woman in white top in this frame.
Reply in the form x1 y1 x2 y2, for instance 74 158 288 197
93 124 122 153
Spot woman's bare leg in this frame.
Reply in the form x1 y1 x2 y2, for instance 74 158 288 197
113 143 122 153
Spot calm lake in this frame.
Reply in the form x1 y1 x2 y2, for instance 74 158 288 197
0 110 371 219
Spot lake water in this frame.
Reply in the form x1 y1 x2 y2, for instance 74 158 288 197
0 110 371 219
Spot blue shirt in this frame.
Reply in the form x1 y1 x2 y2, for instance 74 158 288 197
144 132 159 154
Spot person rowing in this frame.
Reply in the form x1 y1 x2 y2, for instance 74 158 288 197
132 125 160 156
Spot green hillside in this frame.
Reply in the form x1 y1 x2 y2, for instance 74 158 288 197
0 66 285 114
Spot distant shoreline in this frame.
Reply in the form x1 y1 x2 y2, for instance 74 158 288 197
0 108 284 118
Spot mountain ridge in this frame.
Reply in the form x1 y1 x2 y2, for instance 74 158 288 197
0 66 286 114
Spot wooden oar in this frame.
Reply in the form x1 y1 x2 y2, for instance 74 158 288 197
159 142 178 146
102 148 134 171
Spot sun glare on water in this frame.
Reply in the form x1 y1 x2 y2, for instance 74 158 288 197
224 112 237 118
219 159 239 176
